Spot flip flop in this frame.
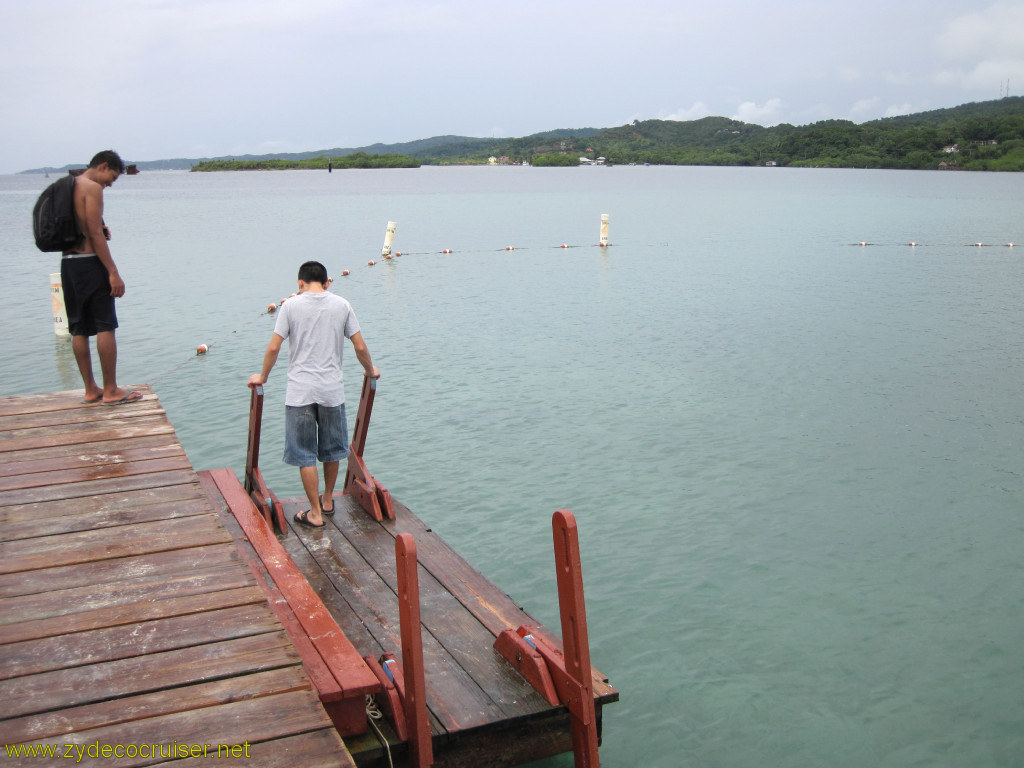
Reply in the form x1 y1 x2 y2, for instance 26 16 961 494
102 391 143 406
321 498 335 516
294 509 325 528
81 395 102 404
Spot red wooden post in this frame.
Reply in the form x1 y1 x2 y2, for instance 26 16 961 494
493 510 603 767
244 385 285 533
349 373 375 456
343 375 395 520
553 509 600 768
244 385 263 495
396 533 433 767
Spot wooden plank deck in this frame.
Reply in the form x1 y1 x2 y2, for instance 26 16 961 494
0 386 354 766
200 470 618 768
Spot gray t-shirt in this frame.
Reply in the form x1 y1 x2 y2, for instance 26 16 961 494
272 291 361 407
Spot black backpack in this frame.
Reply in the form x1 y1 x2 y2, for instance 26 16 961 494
33 173 82 252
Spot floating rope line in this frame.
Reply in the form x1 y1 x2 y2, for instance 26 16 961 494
149 305 277 386
333 241 618 272
848 241 1018 248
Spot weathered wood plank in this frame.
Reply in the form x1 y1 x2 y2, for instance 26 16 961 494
0 543 239 599
0 455 193 493
148 729 353 768
204 469 379 700
0 432 178 466
1 603 282 680
0 495 213 541
305 499 550 722
197 471 345 704
0 401 164 431
0 388 350 768
13 688 336 768
0 631 298 720
0 387 153 418
0 513 232 573
347 494 619 701
1 585 266 644
0 468 199 508
0 442 186 480
1 665 312 744
284 499 512 735
0 482 206 530
276 520 385 659
0 564 255 627
0 416 177 455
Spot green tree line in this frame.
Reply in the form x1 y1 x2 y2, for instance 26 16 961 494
414 97 1024 171
191 152 419 171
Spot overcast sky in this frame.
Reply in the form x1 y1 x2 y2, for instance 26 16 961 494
2 0 1023 173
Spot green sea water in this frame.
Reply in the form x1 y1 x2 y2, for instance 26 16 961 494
3 166 1023 767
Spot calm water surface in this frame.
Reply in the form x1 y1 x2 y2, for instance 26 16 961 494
2 166 1023 767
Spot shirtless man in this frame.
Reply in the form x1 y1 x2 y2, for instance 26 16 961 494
62 150 140 405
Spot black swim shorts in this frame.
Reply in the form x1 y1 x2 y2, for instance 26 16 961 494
61 255 118 336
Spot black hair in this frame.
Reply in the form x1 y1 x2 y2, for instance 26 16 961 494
89 150 125 174
298 261 329 285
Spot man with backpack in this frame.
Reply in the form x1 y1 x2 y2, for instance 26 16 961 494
62 150 140 405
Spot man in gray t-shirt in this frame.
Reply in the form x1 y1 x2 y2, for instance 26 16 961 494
249 260 380 528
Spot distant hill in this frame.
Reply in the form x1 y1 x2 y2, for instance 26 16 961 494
18 129 604 174
555 97 1024 170
19 98 1024 173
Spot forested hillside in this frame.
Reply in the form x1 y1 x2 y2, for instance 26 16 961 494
23 98 1022 174
469 97 1024 170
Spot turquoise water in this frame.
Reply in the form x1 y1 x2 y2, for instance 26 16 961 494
3 166 1024 767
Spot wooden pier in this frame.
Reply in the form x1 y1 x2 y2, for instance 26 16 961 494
0 385 617 767
0 386 352 765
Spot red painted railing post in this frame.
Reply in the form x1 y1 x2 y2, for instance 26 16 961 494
493 509 603 767
396 533 433 767
244 385 285 533
553 509 600 768
343 376 395 521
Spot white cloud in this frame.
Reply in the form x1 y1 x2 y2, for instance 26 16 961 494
933 59 1024 91
932 2 1024 93
663 103 712 121
732 98 782 126
935 1 1024 61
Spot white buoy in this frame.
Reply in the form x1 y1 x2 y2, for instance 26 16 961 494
342 269 350 276
381 221 397 259
599 214 610 247
442 249 453 254
50 273 68 336
196 344 209 355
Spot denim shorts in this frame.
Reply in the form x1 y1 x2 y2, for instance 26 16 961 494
283 403 349 467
